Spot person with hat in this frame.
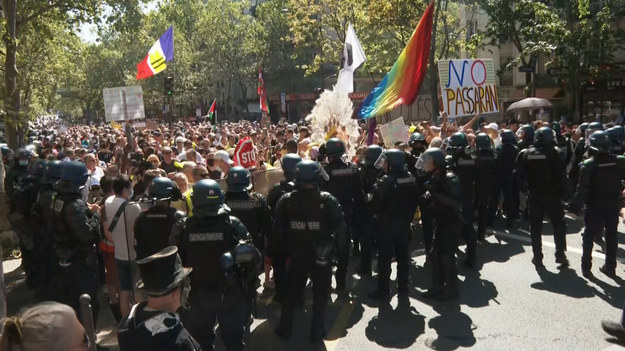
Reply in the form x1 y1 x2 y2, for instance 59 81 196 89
516 127 569 268
214 149 233 178
117 246 199 351
319 138 364 292
134 177 185 260
273 160 346 341
568 131 625 278
367 149 419 301
51 161 102 321
170 179 258 351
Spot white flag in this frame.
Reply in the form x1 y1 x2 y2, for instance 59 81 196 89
335 24 366 94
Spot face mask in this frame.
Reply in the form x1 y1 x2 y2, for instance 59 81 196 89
216 167 223 173
207 159 215 167
19 160 28 166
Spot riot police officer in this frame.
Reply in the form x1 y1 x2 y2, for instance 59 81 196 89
492 129 520 227
224 166 272 328
356 145 383 276
319 138 364 291
51 161 101 320
368 150 419 300
569 131 625 278
407 132 427 176
552 122 571 165
607 125 625 155
266 153 301 302
419 148 462 300
446 132 477 268
517 124 535 151
33 160 64 299
273 160 346 341
170 179 259 351
516 127 569 268
475 133 497 241
134 177 185 260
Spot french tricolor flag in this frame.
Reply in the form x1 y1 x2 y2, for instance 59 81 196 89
136 26 174 80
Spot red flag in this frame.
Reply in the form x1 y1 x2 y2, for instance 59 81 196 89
257 67 269 113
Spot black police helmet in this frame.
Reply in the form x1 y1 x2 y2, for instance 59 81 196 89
192 179 224 209
517 125 535 142
551 122 562 135
281 154 302 179
60 161 89 186
1 146 13 160
475 133 492 151
295 160 320 184
385 149 406 172
589 130 611 154
500 129 515 144
587 121 604 138
325 138 346 158
448 132 468 148
226 166 252 193
419 147 446 172
44 161 64 182
148 177 178 200
409 132 425 148
364 145 383 167
578 122 589 136
17 148 31 160
607 126 625 150
533 127 555 147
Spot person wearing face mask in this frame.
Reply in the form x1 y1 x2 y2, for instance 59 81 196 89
205 152 221 179
118 246 199 351
104 175 142 317
214 150 233 178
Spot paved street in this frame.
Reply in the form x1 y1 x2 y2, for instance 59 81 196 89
5 214 625 350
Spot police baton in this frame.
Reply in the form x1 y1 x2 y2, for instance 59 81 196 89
79 294 97 351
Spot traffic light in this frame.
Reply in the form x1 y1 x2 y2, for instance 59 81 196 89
164 76 174 95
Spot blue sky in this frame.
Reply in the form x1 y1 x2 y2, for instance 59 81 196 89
77 1 160 43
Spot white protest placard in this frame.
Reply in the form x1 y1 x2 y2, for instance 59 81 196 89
379 117 409 146
438 59 499 118
103 86 146 122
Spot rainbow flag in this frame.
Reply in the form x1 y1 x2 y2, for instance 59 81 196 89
136 26 174 80
358 3 434 119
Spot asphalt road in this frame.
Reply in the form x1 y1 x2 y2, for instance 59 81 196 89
4 213 625 351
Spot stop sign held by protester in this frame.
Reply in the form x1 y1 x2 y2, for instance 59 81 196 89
233 136 256 169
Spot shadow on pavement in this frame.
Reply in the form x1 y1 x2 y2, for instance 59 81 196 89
532 267 595 298
459 271 499 309
365 296 425 349
248 319 328 351
589 274 625 309
424 302 476 351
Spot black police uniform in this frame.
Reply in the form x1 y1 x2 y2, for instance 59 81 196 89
492 141 520 225
370 166 419 298
516 141 568 265
225 191 272 261
475 148 497 240
170 204 251 351
266 180 296 301
571 150 625 275
447 152 477 267
423 170 463 299
273 185 346 340
135 205 186 260
320 158 364 290
33 172 59 299
52 180 101 321
356 161 383 275
568 137 586 190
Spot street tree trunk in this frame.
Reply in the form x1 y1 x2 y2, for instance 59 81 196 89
4 0 20 150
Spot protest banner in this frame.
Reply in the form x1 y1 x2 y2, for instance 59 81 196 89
438 59 499 118
103 86 145 121
379 117 409 146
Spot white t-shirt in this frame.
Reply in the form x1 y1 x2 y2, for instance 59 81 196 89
104 195 141 261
